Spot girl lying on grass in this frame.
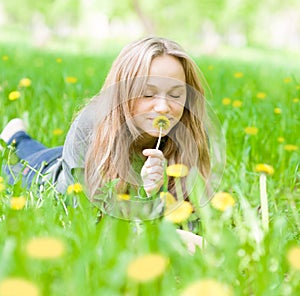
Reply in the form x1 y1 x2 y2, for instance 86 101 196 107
1 36 212 252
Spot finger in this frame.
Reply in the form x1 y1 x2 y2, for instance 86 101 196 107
144 158 164 168
142 149 164 159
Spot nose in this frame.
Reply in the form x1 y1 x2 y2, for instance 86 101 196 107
153 97 170 114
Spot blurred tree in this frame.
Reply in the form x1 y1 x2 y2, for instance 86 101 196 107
1 0 299 49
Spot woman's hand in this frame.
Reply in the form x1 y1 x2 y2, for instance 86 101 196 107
141 149 165 197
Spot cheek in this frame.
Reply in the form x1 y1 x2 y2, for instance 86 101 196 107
172 103 185 120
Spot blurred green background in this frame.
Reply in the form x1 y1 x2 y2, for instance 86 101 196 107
0 0 299 57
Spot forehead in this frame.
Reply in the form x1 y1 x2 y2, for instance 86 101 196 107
145 77 186 91
149 55 186 83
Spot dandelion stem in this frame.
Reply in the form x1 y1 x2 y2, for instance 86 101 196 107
155 126 163 150
259 173 269 231
175 177 184 203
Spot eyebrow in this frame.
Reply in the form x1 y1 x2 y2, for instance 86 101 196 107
145 84 185 90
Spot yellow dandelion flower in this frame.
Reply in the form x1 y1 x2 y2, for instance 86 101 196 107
274 108 281 114
166 164 189 177
244 126 258 135
26 237 65 259
152 116 170 130
283 77 292 83
222 98 231 105
232 100 242 108
19 78 32 88
127 253 168 282
211 192 235 211
0 183 6 193
65 76 78 84
255 164 274 175
208 65 214 70
10 196 26 210
2 55 9 61
67 184 74 194
117 194 130 200
165 201 193 223
52 128 63 136
234 72 243 78
256 92 266 99
287 246 300 270
0 278 39 296
181 279 233 296
56 57 62 63
160 191 176 207
284 144 298 152
277 137 285 143
293 98 299 103
67 183 83 194
8 90 21 101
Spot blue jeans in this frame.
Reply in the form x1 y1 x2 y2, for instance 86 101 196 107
4 131 63 188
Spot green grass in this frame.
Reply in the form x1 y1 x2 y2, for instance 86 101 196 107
0 42 300 295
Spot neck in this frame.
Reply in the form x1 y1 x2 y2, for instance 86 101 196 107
133 133 157 151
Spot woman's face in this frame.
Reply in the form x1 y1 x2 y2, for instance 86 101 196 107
131 54 187 137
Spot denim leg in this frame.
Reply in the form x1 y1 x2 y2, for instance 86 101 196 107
4 131 63 188
7 131 47 159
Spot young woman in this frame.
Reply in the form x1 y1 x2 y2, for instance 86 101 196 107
2 36 219 251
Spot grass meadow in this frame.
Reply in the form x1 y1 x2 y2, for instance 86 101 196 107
0 43 299 295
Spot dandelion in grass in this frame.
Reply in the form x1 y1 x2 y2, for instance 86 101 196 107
18 78 31 88
284 144 298 152
255 163 274 231
287 246 300 270
65 76 78 84
234 72 243 78
277 137 285 143
152 115 170 150
53 128 63 136
293 98 299 103
274 108 282 114
2 55 8 61
67 183 83 194
222 98 231 105
283 77 292 83
56 57 62 63
127 253 168 282
166 164 189 178
165 201 193 223
0 278 39 296
160 191 176 207
166 164 189 202
232 100 242 108
8 90 21 101
244 126 258 135
10 196 26 210
211 192 235 211
117 194 130 200
181 279 233 296
0 183 5 193
26 237 65 259
255 164 274 175
256 92 266 99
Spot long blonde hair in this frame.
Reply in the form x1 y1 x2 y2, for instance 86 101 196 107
85 36 210 198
